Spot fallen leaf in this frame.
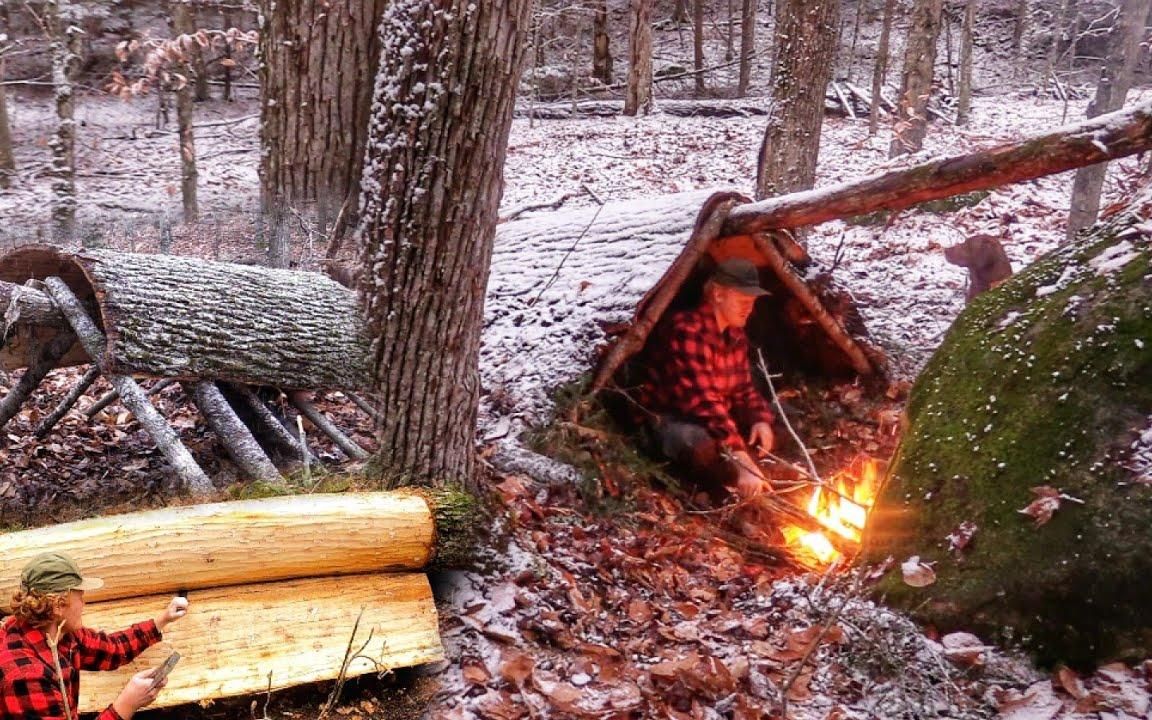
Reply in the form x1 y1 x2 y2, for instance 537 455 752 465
901 555 937 587
1055 665 1086 699
941 632 988 667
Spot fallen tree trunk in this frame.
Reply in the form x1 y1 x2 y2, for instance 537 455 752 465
722 98 1152 236
78 572 443 712
0 492 436 603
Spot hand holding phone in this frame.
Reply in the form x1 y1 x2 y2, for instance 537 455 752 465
149 652 181 691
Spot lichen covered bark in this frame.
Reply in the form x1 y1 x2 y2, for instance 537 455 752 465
867 208 1152 667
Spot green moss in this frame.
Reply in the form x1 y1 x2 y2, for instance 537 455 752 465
868 218 1152 667
846 190 990 226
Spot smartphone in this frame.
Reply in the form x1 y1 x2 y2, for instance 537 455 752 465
149 652 181 691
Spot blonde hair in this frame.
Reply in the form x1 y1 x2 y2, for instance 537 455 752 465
8 588 65 626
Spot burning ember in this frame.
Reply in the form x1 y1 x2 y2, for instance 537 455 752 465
782 457 882 566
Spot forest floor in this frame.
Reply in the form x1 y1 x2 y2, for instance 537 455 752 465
2 78 1152 720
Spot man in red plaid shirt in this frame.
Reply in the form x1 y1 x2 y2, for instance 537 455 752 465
638 258 776 500
1 553 189 720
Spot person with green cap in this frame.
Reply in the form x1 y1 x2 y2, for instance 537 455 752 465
0 552 189 720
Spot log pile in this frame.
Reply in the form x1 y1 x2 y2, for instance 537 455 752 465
0 246 377 495
0 492 445 711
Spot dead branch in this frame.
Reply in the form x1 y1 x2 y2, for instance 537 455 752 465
287 390 369 461
184 380 283 484
34 364 100 437
85 377 176 419
0 329 77 430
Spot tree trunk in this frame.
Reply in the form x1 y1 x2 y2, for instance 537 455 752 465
847 0 865 83
1066 0 1146 239
693 0 705 95
756 0 840 201
592 0 613 84
354 0 532 490
1013 0 1031 63
723 98 1152 236
672 0 689 25
870 0 897 135
170 1 199 222
725 0 736 62
46 0 84 240
257 0 387 214
956 0 976 125
1045 0 1073 93
0 54 14 189
737 0 757 96
624 0 654 115
889 0 945 157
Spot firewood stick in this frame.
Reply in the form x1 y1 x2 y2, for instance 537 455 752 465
85 378 176 419
34 364 101 437
346 392 381 423
287 390 369 461
756 350 821 483
227 384 315 463
184 380 283 485
44 277 213 497
0 329 77 430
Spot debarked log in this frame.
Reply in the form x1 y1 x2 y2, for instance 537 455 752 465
78 572 443 712
0 492 436 604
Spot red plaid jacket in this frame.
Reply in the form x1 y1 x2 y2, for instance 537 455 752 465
0 616 161 720
638 302 774 450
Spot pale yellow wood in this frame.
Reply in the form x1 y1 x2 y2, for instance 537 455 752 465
0 493 433 603
77 573 443 712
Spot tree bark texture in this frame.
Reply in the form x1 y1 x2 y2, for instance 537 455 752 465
723 97 1152 236
0 54 14 189
889 0 945 157
624 0 654 115
170 1 200 222
355 0 532 490
693 0 705 95
870 0 897 135
1066 0 1146 239
185 380 283 483
756 0 840 200
0 491 435 603
0 247 371 389
258 0 388 213
737 0 757 96
47 0 83 240
956 0 976 125
592 0 613 84
79 574 441 711
44 276 214 496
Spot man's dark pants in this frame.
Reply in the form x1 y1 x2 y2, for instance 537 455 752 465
649 417 737 502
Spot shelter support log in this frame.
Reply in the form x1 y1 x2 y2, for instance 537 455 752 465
85 377 175 419
34 364 100 437
0 328 77 429
184 380 283 484
225 383 315 463
288 390 369 461
43 277 213 497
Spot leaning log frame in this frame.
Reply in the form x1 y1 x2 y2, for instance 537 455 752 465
43 277 214 497
34 364 100 437
0 328 76 429
184 380 283 485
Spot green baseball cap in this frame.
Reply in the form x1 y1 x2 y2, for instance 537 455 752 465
20 552 104 594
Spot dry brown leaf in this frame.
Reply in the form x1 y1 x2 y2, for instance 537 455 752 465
901 556 937 587
1055 665 1087 699
462 658 491 686
498 649 535 685
941 632 987 667
1018 486 1062 526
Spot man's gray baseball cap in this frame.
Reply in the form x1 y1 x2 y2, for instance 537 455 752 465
712 258 769 296
20 552 104 594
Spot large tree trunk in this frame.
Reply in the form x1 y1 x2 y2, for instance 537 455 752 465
592 0 613 84
755 0 840 201
1066 0 1146 239
170 1 199 222
736 0 757 96
869 0 897 135
354 0 532 490
257 0 387 215
0 53 14 189
624 0 654 115
46 0 83 240
889 0 945 157
956 0 975 125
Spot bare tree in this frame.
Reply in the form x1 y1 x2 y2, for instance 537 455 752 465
354 0 532 489
44 0 84 240
870 0 897 135
1067 0 1147 238
592 0 613 84
0 33 14 190
737 0 757 96
756 0 840 202
693 0 705 95
170 1 199 221
1012 0 1031 64
624 0 653 115
889 0 945 157
956 0 976 125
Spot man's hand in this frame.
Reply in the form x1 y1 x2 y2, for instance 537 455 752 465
731 450 771 500
155 596 189 632
748 422 775 454
112 669 164 719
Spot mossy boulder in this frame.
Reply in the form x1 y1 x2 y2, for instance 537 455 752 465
865 208 1152 669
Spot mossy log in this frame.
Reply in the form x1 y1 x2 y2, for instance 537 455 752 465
865 201 1152 668
78 572 443 712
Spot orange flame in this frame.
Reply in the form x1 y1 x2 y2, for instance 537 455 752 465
784 457 882 566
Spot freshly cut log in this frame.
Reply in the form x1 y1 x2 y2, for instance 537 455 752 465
0 492 434 603
78 572 443 712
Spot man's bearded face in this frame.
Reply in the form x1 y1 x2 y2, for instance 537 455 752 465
713 285 758 329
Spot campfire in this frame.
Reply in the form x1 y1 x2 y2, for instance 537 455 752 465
781 457 882 566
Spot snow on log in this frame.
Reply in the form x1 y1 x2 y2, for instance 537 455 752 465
722 97 1152 236
0 492 435 603
78 572 443 712
0 245 371 390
